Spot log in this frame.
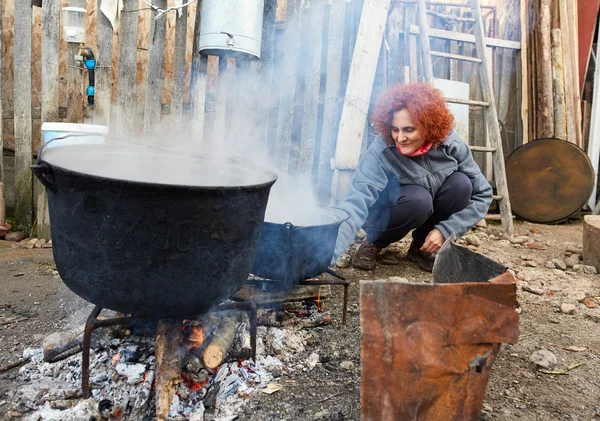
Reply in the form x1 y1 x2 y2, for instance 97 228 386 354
202 317 238 370
42 327 82 362
155 319 184 421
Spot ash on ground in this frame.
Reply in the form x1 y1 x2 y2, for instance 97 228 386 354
8 314 322 420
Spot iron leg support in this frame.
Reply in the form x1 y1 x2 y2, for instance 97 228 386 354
82 305 102 399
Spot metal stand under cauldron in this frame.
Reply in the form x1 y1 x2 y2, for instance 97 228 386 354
80 298 258 399
246 269 350 325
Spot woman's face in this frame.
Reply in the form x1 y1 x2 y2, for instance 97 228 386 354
391 109 426 155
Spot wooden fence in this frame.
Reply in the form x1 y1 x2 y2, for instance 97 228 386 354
0 0 521 235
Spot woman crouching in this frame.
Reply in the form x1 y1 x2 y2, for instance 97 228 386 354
334 82 492 272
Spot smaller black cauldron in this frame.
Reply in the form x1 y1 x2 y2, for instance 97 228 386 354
251 209 346 287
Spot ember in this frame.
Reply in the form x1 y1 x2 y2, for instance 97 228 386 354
188 326 205 349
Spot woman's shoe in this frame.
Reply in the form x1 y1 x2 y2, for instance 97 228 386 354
352 241 379 270
407 241 436 272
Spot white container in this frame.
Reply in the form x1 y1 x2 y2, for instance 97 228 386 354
199 0 264 58
41 122 109 149
62 6 86 43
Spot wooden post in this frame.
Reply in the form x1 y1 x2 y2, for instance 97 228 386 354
316 0 345 204
274 0 302 168
143 1 167 139
171 6 188 128
190 1 208 151
13 0 34 232
537 0 554 138
333 0 391 171
96 0 113 126
66 0 85 124
117 0 139 137
296 0 325 181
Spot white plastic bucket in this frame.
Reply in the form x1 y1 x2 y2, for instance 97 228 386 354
41 122 109 148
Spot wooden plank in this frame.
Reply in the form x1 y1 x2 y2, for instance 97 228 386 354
274 0 302 166
256 0 277 149
296 0 325 180
520 0 529 145
170 6 188 127
551 28 566 141
0 0 3 183
536 0 553 138
409 25 522 50
386 3 403 85
445 97 488 106
416 0 434 82
431 50 482 63
190 1 207 149
38 0 60 239
316 0 345 204
567 0 583 148
334 0 391 171
41 0 60 126
116 0 139 137
95 0 113 126
66 0 85 124
143 0 167 139
470 0 513 236
13 0 34 231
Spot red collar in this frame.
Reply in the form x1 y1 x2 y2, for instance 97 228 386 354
397 141 433 157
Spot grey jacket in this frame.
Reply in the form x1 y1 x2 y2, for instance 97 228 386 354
334 131 492 257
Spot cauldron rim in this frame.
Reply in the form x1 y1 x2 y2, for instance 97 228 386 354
38 143 278 191
40 158 278 192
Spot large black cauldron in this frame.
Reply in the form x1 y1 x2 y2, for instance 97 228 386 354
32 144 277 317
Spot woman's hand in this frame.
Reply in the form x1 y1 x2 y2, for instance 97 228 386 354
420 228 445 253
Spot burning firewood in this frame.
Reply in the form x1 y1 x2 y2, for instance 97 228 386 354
202 317 238 370
155 319 184 421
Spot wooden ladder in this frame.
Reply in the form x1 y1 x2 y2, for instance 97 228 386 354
416 0 514 236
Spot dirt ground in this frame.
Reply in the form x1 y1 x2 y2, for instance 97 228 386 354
0 220 599 420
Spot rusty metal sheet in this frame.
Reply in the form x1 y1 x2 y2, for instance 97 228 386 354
506 138 594 223
360 275 519 421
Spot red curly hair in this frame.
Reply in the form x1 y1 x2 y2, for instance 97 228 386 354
372 82 454 147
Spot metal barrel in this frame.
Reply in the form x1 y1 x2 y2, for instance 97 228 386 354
199 0 264 58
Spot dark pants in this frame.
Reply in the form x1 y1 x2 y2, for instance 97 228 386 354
364 171 473 249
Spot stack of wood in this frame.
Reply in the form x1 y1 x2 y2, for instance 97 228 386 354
521 0 582 146
155 314 252 421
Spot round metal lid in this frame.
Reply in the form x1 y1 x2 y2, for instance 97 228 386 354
505 138 594 223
